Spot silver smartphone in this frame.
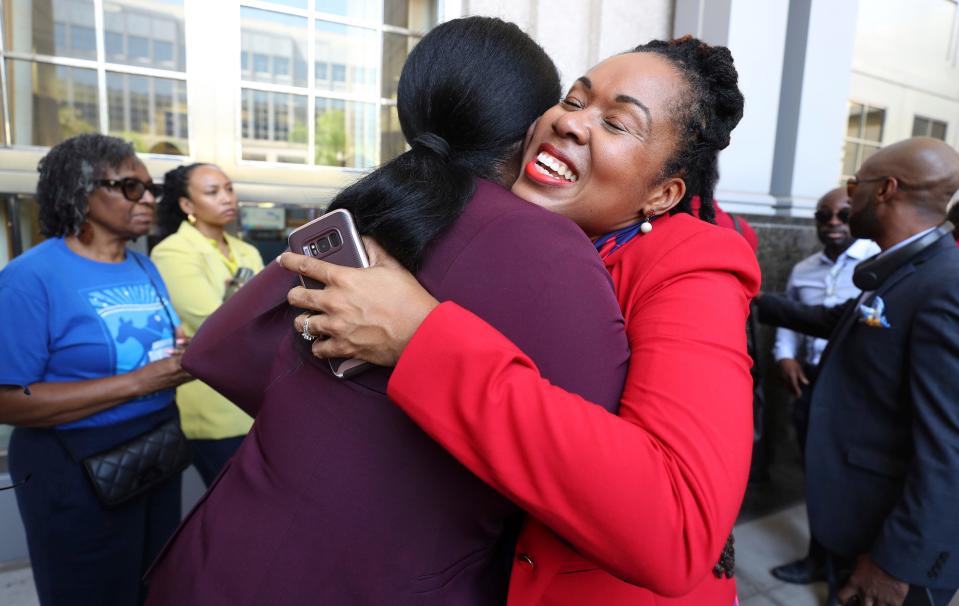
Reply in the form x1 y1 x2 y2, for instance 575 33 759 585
287 208 370 378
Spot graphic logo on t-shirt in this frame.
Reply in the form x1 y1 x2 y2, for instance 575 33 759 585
85 283 174 374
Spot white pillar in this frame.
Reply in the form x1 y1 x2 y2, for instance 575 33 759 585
674 0 791 216
769 0 859 216
459 0 671 90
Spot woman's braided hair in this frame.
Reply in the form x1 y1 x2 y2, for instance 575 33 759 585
157 162 209 236
631 35 744 223
36 134 136 237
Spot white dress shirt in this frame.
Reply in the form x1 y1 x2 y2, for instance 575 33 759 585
773 239 881 366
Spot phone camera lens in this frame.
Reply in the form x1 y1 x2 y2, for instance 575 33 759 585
317 237 331 253
329 231 342 248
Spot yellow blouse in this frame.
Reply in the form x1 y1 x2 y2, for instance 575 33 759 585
151 221 264 439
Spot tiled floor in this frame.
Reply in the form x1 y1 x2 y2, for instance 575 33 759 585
735 504 828 605
1 504 955 606
0 561 37 606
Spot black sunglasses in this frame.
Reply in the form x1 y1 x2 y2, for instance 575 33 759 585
814 207 851 224
95 178 161 203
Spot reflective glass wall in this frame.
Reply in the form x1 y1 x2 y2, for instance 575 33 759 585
238 0 431 167
2 0 190 154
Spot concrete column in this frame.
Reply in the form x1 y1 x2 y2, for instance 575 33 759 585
769 0 860 216
674 0 791 216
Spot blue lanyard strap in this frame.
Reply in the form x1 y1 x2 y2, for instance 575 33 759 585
593 216 659 259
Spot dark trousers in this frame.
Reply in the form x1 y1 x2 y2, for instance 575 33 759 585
8 425 181 606
189 435 245 486
793 363 818 455
788 363 830 567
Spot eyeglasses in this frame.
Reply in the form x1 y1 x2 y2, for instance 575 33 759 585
846 175 890 198
94 178 161 203
814 207 852 224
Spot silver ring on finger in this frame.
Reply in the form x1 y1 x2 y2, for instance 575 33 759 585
300 313 317 342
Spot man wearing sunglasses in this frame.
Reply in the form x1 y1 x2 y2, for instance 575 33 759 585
770 188 879 587
758 137 959 606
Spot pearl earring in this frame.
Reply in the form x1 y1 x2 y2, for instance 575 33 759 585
640 214 654 234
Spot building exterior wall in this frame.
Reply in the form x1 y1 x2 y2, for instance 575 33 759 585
848 0 959 150
452 0 672 89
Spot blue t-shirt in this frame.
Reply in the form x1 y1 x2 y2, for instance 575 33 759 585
0 238 181 429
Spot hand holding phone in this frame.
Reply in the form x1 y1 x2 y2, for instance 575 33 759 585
287 209 370 378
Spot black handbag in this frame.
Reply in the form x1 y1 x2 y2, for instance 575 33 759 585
82 418 192 507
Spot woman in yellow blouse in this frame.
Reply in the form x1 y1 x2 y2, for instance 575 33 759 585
151 163 264 485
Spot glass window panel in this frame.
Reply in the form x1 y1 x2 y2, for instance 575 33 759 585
315 97 376 168
70 24 97 54
912 116 930 137
315 0 381 23
7 59 100 147
931 120 947 141
106 71 189 155
863 107 884 142
842 142 860 178
155 40 174 65
105 31 124 59
241 7 308 87
381 34 418 100
241 88 308 163
128 35 150 61
3 0 97 58
380 104 406 163
861 144 880 165
846 102 863 138
315 21 378 97
274 57 290 78
384 0 435 33
102 1 186 71
257 0 308 9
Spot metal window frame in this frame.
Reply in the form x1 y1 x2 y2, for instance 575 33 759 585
912 113 949 139
841 100 886 179
0 0 191 155
236 0 423 169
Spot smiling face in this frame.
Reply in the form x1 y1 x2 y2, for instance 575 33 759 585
85 158 156 239
511 52 686 239
180 165 238 229
815 188 853 255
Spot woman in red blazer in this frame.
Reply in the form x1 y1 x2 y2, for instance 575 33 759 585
282 37 760 605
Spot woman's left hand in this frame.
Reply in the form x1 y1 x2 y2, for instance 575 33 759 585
278 238 439 367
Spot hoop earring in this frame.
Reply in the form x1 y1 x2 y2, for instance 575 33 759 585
187 213 197 225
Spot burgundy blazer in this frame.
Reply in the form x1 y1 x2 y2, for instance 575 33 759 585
144 179 629 605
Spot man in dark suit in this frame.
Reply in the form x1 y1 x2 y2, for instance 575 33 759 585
758 137 959 606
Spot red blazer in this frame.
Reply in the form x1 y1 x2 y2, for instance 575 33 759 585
386 212 761 605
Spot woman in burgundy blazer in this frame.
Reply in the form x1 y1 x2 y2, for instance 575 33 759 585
144 18 628 606
279 37 760 605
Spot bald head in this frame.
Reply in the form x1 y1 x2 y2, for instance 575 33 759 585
818 187 848 208
861 137 959 215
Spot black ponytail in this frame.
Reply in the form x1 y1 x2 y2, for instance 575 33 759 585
631 35 745 224
157 162 209 236
329 17 561 272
